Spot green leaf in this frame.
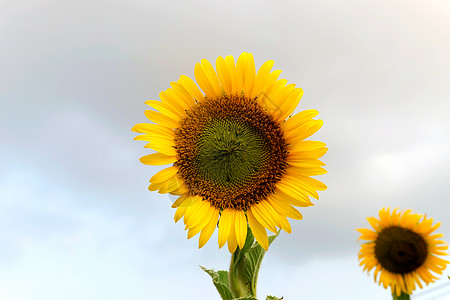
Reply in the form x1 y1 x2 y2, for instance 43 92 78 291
200 266 230 288
200 266 233 300
244 231 280 295
236 297 258 300
266 296 283 300
217 270 229 287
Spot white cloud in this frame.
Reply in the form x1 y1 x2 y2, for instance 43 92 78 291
368 143 446 183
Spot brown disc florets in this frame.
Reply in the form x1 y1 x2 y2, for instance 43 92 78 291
174 94 288 210
375 226 428 274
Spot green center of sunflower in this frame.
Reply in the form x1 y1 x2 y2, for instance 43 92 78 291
197 119 269 188
174 94 288 210
375 226 428 274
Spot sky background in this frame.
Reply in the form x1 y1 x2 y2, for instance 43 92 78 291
1 0 450 299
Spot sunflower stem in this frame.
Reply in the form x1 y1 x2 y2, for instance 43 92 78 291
229 248 253 298
392 292 410 300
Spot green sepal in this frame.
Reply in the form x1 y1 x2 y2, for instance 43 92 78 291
392 292 410 300
266 296 283 300
200 266 233 300
244 231 280 296
236 297 258 300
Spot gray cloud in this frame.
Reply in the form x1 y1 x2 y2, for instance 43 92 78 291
1 0 450 299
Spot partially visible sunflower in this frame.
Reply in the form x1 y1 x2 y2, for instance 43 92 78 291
358 208 449 296
132 52 327 252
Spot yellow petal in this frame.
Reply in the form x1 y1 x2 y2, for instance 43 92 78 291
287 145 328 160
290 175 327 194
148 181 164 192
378 208 391 227
216 56 232 95
131 123 175 136
187 203 215 239
145 100 181 122
226 55 242 94
367 217 381 232
158 175 183 194
283 109 319 132
285 165 327 176
252 60 278 98
143 139 177 156
276 180 316 202
139 153 177 166
275 186 313 207
174 206 186 223
144 110 179 129
185 198 210 228
235 210 248 249
259 201 283 229
250 203 278 233
271 83 297 121
218 209 233 248
227 211 238 253
373 264 382 281
199 208 219 248
399 209 413 227
390 208 401 226
288 140 327 152
159 90 187 117
412 272 423 289
183 199 202 226
179 195 200 208
247 209 268 250
168 81 196 108
260 79 289 121
283 171 327 191
170 183 189 195
194 59 222 98
237 52 256 97
266 194 303 220
403 212 422 230
425 220 441 235
405 273 415 294
287 160 325 168
276 214 292 233
279 87 304 121
178 75 205 102
171 194 190 208
357 228 378 240
286 120 324 145
394 281 401 296
396 273 407 294
134 133 173 143
187 224 203 239
149 166 178 184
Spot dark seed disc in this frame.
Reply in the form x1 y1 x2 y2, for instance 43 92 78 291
174 94 288 210
375 226 428 274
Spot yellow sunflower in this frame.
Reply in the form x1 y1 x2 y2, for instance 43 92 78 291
132 52 327 252
358 208 449 296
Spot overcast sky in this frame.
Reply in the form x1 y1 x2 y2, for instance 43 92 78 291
1 0 450 299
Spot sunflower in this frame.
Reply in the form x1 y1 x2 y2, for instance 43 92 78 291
132 52 327 252
358 208 449 296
